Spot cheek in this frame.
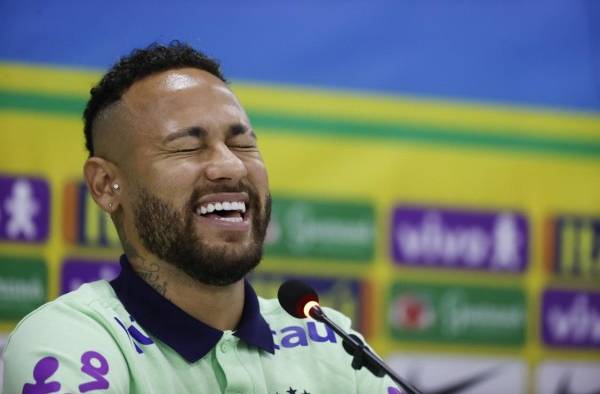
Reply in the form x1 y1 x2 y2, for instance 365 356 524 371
246 159 269 193
138 160 200 203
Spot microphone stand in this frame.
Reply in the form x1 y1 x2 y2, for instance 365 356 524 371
309 306 422 394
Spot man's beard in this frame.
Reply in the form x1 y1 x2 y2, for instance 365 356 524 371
132 183 271 286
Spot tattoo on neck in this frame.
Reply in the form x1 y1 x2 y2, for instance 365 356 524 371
137 261 168 297
115 221 169 298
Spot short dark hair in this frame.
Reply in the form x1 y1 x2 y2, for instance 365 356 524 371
83 41 227 156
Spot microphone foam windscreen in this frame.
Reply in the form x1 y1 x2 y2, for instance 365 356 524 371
277 280 319 318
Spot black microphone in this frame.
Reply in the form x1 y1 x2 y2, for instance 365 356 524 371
277 280 422 394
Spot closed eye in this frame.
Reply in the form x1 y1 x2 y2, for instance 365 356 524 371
230 145 258 150
174 147 201 153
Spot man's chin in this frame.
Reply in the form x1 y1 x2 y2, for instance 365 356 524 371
193 226 254 243
176 246 262 286
194 230 256 248
208 246 262 267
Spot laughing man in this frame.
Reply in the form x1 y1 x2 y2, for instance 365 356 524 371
2 42 396 393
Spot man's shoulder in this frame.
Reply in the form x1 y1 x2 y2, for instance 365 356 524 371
2 281 132 393
15 281 118 324
5 280 123 350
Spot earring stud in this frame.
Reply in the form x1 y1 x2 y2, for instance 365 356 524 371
108 202 113 209
112 183 120 192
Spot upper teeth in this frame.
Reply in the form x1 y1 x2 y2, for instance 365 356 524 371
197 201 246 215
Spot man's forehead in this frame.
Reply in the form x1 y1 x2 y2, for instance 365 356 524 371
93 68 244 159
122 67 234 104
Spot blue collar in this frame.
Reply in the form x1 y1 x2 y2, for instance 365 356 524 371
110 255 275 362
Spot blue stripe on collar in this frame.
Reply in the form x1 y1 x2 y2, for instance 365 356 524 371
110 255 274 362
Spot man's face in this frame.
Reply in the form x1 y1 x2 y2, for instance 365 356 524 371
117 68 270 285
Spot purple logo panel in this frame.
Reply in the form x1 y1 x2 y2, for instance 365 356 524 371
542 289 600 349
0 175 50 243
61 258 120 294
391 206 528 272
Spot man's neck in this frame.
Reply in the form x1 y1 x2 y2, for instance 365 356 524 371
128 253 245 331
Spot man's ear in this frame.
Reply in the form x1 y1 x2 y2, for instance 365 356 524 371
83 157 122 213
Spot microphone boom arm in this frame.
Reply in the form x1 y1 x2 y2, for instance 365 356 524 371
309 305 422 394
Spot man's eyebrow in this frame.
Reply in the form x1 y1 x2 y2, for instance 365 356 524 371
163 126 207 143
228 123 257 140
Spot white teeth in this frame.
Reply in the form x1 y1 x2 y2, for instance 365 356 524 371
196 200 247 216
218 216 243 223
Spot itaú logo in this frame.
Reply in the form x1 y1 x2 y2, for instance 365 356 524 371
547 295 600 344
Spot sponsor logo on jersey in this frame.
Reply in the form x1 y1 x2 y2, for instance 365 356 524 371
114 315 154 354
272 321 337 350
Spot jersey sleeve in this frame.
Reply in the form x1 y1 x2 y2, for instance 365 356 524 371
2 301 130 394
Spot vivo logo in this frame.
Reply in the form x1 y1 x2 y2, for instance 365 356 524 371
391 206 528 273
542 290 600 348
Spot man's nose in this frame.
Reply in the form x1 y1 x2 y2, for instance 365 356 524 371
204 144 247 183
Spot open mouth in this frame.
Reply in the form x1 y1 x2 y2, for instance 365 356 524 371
193 192 251 230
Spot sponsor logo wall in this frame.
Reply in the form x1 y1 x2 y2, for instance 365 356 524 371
0 175 49 243
266 197 375 262
386 353 527 394
0 256 47 322
548 215 600 278
536 361 600 394
60 258 120 295
391 206 529 273
63 181 120 248
541 288 600 349
388 282 526 346
1 64 599 393
250 272 369 333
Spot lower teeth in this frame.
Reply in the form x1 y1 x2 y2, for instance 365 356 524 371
217 216 243 223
